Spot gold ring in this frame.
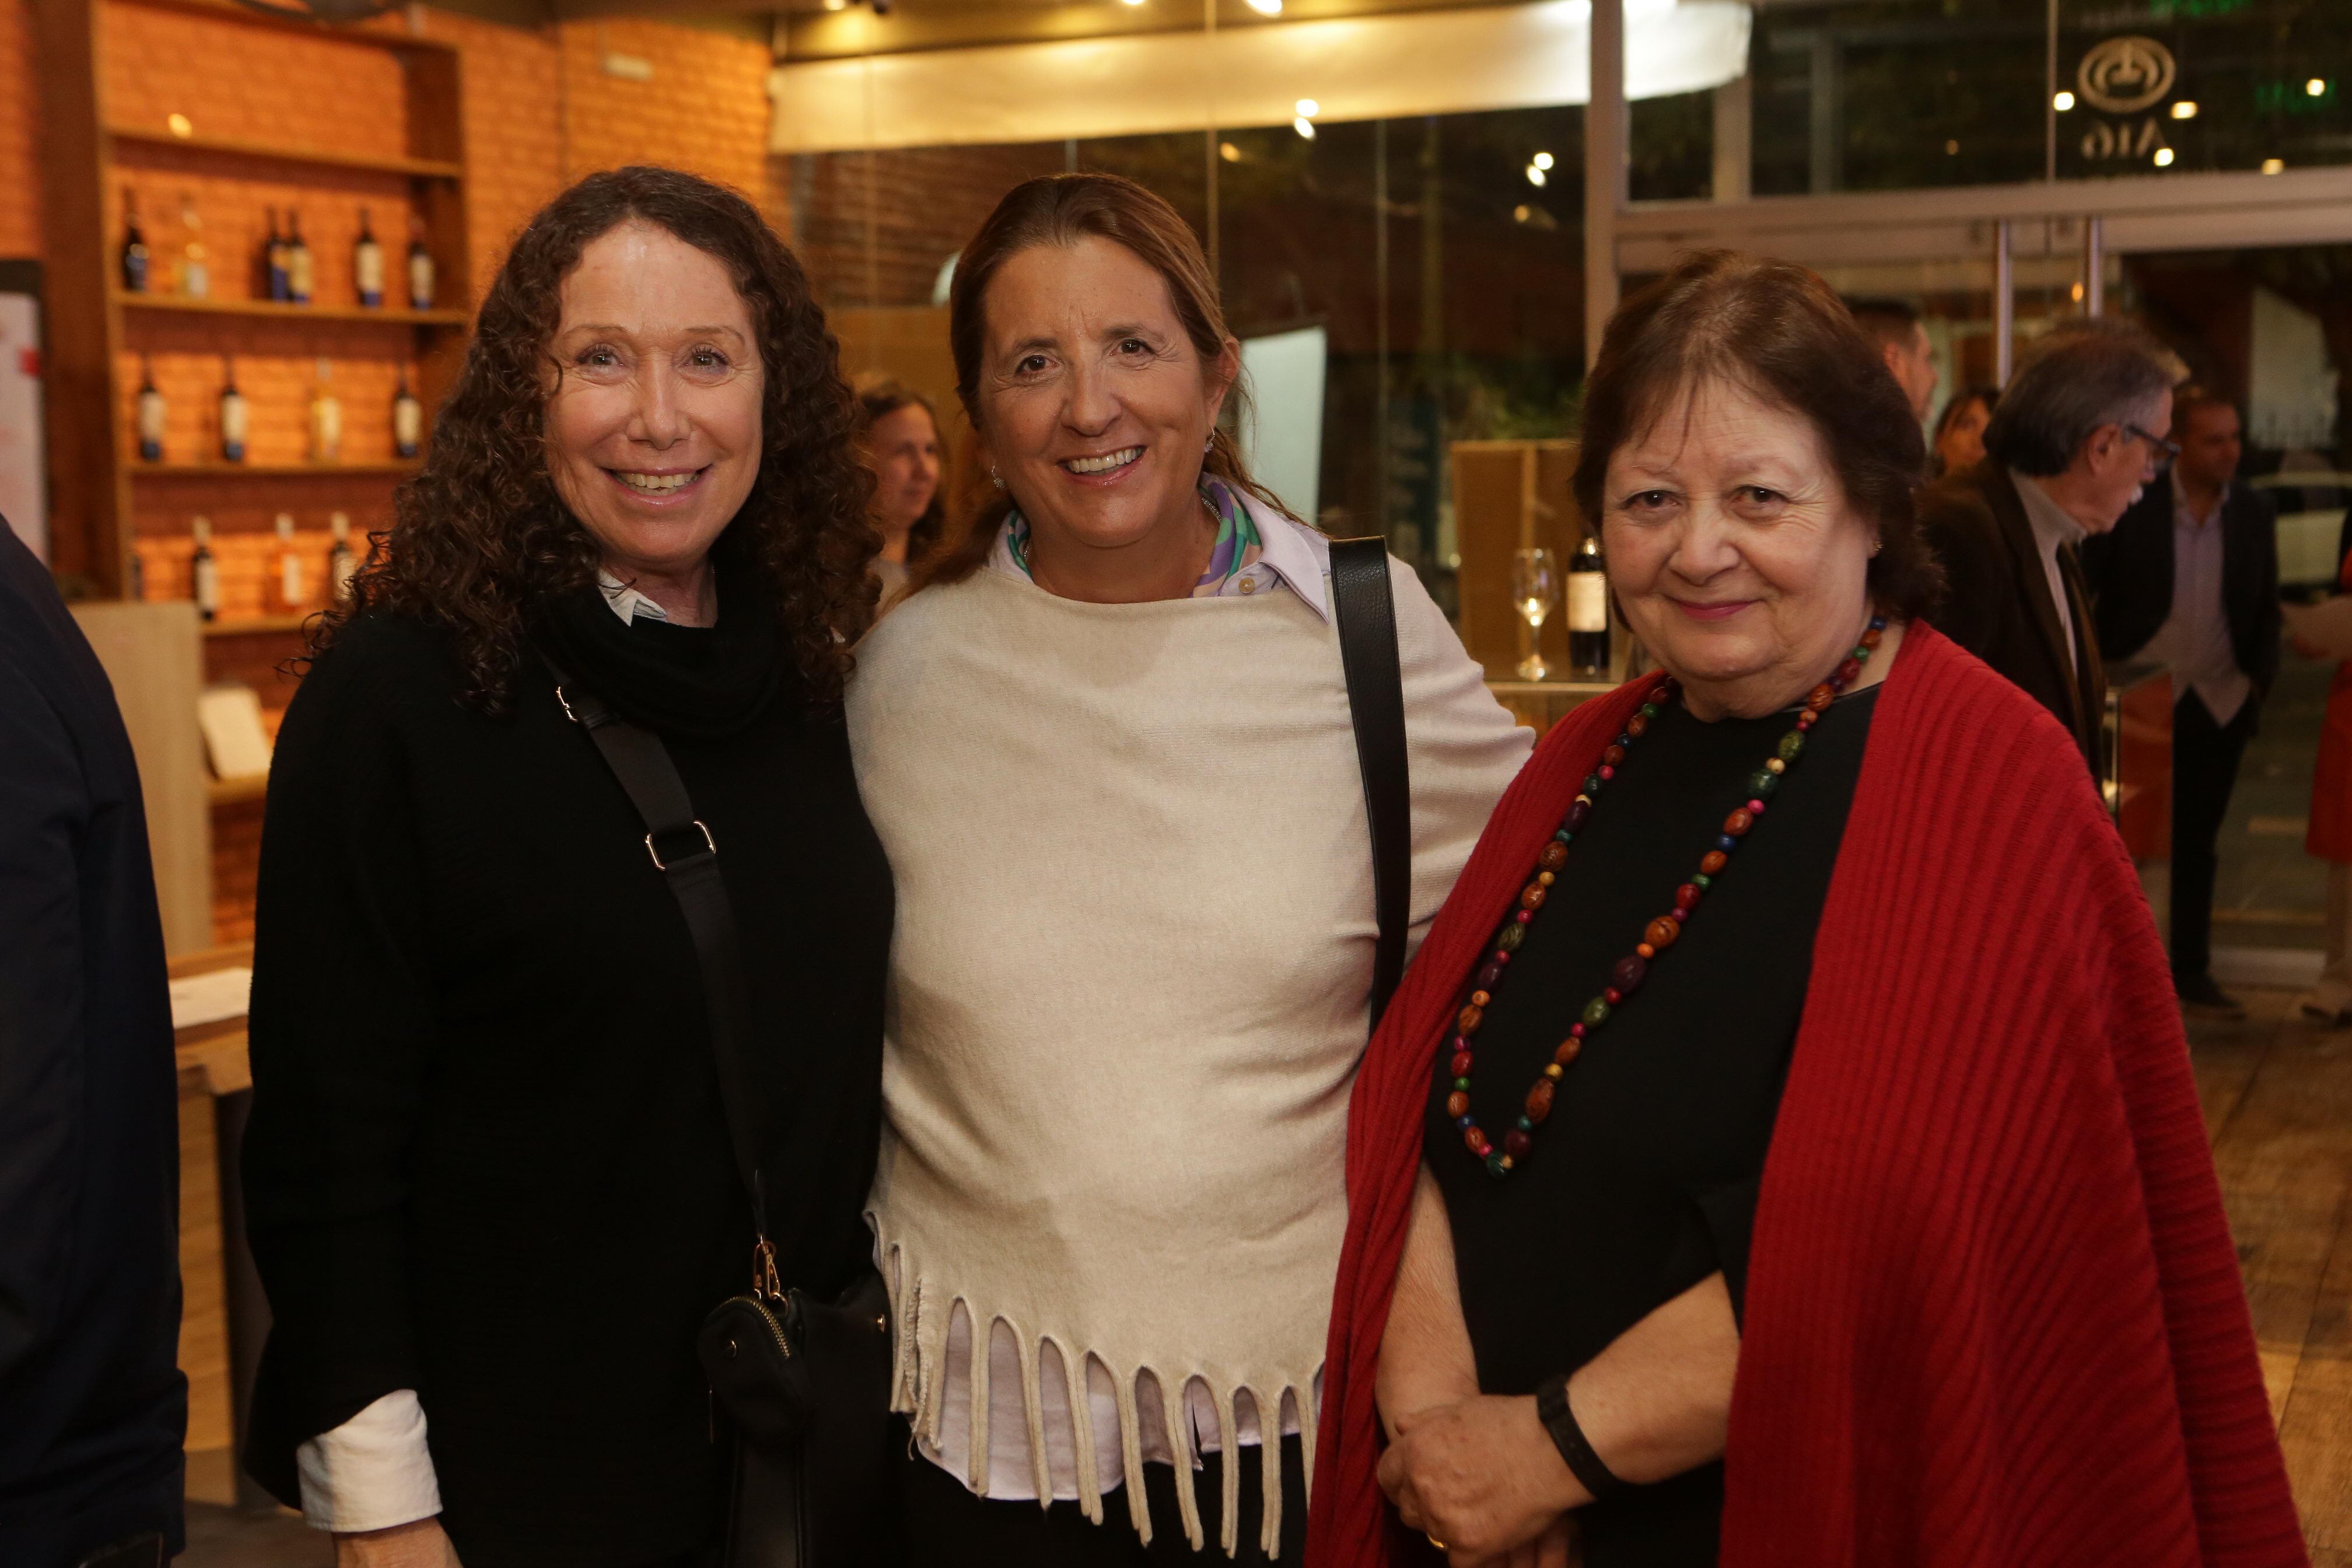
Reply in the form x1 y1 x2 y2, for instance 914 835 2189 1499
1426 1535 1447 1552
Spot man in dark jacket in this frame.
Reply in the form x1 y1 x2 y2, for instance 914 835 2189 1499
2081 389 2281 1017
1917 319 2186 776
0 514 187 1567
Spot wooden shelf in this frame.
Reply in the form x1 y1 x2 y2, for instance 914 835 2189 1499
104 0 460 54
206 774 269 807
115 292 467 326
108 126 463 181
202 614 312 637
133 460 420 478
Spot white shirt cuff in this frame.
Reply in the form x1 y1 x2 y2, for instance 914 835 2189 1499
296 1388 443 1533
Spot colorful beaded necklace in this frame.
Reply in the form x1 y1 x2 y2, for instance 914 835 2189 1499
1444 616 1888 1180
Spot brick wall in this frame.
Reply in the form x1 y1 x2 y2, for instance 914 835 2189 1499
790 142 1063 308
0 0 38 258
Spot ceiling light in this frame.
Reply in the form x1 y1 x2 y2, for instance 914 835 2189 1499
1219 141 1241 162
1293 116 1314 139
1513 204 1532 223
2070 282 2085 302
1525 164 1546 187
1532 150 1555 171
2053 90 2076 111
2171 100 2197 119
2308 78 2328 97
1294 98 1318 118
2153 146 2175 166
1945 139 1959 155
2262 157 2285 174
1246 0 1282 14
1121 0 1146 7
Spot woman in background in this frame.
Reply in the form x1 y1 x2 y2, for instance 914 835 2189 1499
858 379 947 602
1931 383 1997 476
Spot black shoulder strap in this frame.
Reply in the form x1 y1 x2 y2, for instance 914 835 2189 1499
1328 536 1412 1028
541 655 774 1252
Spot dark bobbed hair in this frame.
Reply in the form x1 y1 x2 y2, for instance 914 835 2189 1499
1573 250 1943 621
309 165 877 710
855 379 949 566
1934 383 2000 446
1983 318 2188 478
918 172 1292 590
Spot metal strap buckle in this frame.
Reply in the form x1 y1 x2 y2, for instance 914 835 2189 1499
752 1238 783 1303
645 821 716 870
554 684 580 724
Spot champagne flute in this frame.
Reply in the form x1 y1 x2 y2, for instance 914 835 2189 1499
1512 546 1559 682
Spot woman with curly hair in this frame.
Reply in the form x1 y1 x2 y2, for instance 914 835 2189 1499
238 166 894 1568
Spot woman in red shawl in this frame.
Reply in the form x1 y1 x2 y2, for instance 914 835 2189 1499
1308 251 2306 1568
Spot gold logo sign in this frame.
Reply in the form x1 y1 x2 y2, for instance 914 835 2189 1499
2078 36 2178 116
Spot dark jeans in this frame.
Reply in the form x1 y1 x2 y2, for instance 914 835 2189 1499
897 1423 1308 1566
2172 690 2256 980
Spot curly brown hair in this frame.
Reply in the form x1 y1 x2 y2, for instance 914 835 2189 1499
309 165 877 710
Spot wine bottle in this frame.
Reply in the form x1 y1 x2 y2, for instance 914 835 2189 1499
406 215 435 310
1566 533 1611 676
190 516 219 622
392 366 422 459
286 209 314 305
135 355 166 463
178 192 209 299
120 188 149 293
273 512 304 612
354 206 384 308
327 510 358 602
308 358 342 463
219 356 248 463
264 207 292 302
127 546 146 603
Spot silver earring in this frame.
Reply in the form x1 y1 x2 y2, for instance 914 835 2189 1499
1870 537 1884 556
1203 435 1213 454
991 465 1004 491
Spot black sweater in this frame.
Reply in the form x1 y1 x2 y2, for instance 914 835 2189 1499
241 613 892 1568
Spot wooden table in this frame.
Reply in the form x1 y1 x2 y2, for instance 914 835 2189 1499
169 942 263 1506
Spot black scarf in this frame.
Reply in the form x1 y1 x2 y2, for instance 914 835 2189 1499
533 566 785 742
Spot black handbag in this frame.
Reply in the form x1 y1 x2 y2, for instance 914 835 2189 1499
546 658 893 1568
1328 535 1413 1026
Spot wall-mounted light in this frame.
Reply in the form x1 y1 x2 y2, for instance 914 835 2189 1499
1246 0 1282 15
2153 146 2175 167
1525 164 1546 187
1295 98 1319 118
1220 141 1242 162
1945 139 1959 155
2053 90 2076 111
1293 116 1315 138
1532 150 1554 171
2308 78 2328 97
2262 157 2286 174
2171 100 2197 119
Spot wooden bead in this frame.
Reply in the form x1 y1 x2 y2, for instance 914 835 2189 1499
1644 915 1681 949
1447 1091 1470 1119
1612 954 1647 993
1464 1127 1488 1156
1807 684 1834 712
1626 713 1648 738
1457 1003 1485 1033
1471 990 1490 1007
1503 1129 1532 1160
1525 1080 1555 1122
1540 842 1569 871
1724 807 1753 836
1450 1052 1474 1078
1521 884 1548 910
1636 942 1657 958
1860 625 1883 649
1835 657 1863 686
1602 744 1626 766
1538 870 1556 887
1553 1038 1581 1065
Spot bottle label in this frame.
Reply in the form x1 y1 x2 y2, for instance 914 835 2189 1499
409 251 435 310
394 397 422 455
221 393 249 448
182 258 209 299
268 246 290 302
1567 573 1608 632
356 242 384 302
289 249 314 301
331 549 357 601
192 556 218 616
282 552 304 608
137 390 167 451
312 397 342 461
124 244 148 292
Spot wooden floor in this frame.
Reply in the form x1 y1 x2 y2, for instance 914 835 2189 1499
180 986 2352 1564
2194 986 2352 1562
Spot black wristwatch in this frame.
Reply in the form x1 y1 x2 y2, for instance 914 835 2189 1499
1535 1373 1627 1501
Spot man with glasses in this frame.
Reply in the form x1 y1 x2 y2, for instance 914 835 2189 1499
2083 388 2281 1017
1917 320 2188 775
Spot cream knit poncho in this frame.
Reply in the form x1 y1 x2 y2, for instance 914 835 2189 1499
846 549 1529 1555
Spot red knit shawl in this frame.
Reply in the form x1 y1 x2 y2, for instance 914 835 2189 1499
1308 623 2307 1568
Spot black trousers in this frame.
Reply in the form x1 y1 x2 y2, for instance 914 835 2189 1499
2171 690 2255 980
897 1425 1309 1566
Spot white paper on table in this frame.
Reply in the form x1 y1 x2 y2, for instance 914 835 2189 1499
2283 597 2352 661
169 966 253 1030
198 682 274 782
